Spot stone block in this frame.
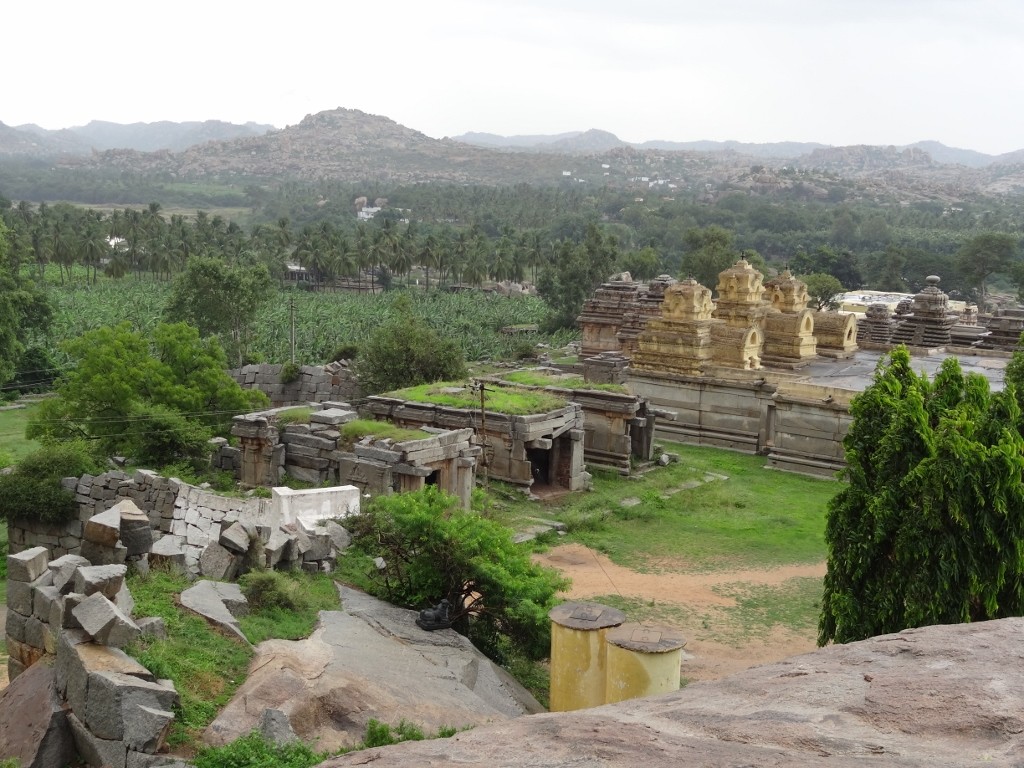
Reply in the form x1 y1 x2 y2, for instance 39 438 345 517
119 506 154 557
199 542 239 581
136 617 167 641
149 536 186 569
81 539 128 566
5 638 45 672
67 711 128 768
6 579 35 617
57 631 154 717
85 671 178 744
6 608 27 643
115 581 135 617
0 663 76 768
83 505 122 547
48 553 91 594
219 521 251 554
24 616 46 650
324 520 351 552
74 564 128 600
72 593 141 648
263 527 293 569
33 585 61 622
8 546 50 583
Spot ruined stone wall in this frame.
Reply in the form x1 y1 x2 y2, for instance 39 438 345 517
230 362 360 407
627 370 852 477
8 470 274 573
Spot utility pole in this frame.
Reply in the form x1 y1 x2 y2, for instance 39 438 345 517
289 294 296 365
475 380 491 508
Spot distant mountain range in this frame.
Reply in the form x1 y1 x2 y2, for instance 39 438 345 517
1 119 274 156
452 129 1021 168
2 108 1023 202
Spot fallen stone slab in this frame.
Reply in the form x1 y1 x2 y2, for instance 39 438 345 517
72 592 142 648
219 521 251 554
84 505 122 547
199 542 240 581
115 581 135 617
81 539 128 566
136 617 167 641
119 502 154 557
56 631 155 715
85 670 178 745
74 564 128 600
8 546 50 583
324 521 351 552
0 662 75 768
179 580 250 645
48 553 91 593
149 536 187 569
68 711 128 768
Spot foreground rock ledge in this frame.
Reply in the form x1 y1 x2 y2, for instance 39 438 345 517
319 618 1024 767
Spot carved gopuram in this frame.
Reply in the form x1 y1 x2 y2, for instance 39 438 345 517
631 279 716 376
890 275 957 350
617 275 678 358
760 270 817 368
706 259 773 372
857 303 895 347
578 277 643 360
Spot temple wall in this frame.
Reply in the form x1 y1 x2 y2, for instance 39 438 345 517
627 370 852 477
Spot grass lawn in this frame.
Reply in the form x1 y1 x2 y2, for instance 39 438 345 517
0 404 40 464
488 442 839 573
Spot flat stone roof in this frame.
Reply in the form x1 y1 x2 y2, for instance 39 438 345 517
796 349 1008 393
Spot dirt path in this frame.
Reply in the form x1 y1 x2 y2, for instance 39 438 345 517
534 543 826 682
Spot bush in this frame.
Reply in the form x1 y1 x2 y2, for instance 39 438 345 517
0 441 102 524
128 403 211 470
194 730 327 768
349 486 567 661
280 361 301 384
328 343 359 362
239 570 309 613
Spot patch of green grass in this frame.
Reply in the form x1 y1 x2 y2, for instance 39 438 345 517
386 382 568 415
194 731 328 768
238 571 341 644
713 577 823 640
126 568 253 745
276 407 313 426
499 370 627 393
0 404 41 463
339 419 431 445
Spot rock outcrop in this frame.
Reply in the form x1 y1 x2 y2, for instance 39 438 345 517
318 618 1024 767
206 587 542 752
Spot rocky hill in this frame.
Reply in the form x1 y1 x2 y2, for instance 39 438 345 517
319 618 1024 767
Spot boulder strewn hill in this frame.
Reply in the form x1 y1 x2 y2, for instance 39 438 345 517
319 618 1024 767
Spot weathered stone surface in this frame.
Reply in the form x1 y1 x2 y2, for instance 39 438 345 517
136 616 167 641
179 580 250 645
68 710 128 768
219 521 251 553
115 580 135 617
205 587 540 752
81 538 128 566
263 527 292 568
6 608 27 643
72 592 142 648
319 618 1024 768
8 546 50 583
199 542 239 581
48 553 91 593
149 535 186 569
83 505 122 547
85 671 178 744
0 662 75 768
324 520 351 552
260 708 298 746
119 500 154 556
74 563 128 600
309 407 357 426
57 632 154 714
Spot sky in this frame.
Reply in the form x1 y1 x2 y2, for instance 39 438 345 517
5 0 1022 155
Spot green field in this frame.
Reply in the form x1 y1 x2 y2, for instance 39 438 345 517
0 404 40 465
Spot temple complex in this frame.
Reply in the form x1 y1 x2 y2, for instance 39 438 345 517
889 275 957 349
631 279 716 376
760 269 817 368
577 278 644 360
617 275 678 358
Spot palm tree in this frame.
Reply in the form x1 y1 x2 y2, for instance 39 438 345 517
419 234 441 292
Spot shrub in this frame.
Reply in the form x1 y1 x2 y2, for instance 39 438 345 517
239 570 309 613
194 731 327 768
0 441 102 524
280 361 301 384
349 486 567 661
328 343 359 362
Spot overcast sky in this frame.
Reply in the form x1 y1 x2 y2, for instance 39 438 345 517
6 0 1021 154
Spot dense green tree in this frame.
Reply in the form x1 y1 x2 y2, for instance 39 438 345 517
164 256 274 366
537 224 620 330
349 486 568 660
355 295 467 394
955 232 1020 309
27 322 267 466
799 272 845 310
819 347 1024 645
0 221 52 385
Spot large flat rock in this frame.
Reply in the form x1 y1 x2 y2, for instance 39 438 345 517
205 586 542 752
318 618 1024 767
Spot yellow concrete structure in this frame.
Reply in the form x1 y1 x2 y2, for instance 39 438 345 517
548 602 626 712
604 623 687 704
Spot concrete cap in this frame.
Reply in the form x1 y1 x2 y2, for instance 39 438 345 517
549 601 627 631
606 622 687 653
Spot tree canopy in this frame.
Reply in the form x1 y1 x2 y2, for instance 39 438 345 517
355 294 467 395
27 322 267 467
349 486 568 661
819 346 1024 645
0 220 52 385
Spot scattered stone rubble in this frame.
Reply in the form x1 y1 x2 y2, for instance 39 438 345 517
229 362 360 407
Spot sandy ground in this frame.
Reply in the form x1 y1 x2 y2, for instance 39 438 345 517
534 543 826 682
